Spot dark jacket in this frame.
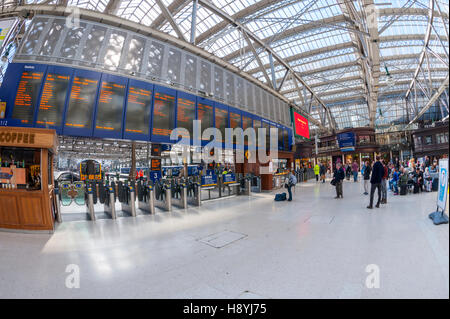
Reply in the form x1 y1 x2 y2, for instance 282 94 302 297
334 167 345 182
370 161 384 184
363 165 371 180
319 165 326 175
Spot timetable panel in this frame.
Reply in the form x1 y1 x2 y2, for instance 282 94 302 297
37 73 70 126
12 71 44 124
65 76 98 129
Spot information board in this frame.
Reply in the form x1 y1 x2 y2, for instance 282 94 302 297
215 108 228 142
177 97 195 138
242 116 252 145
283 128 289 151
36 73 70 126
197 103 213 139
12 71 43 124
65 76 98 129
95 81 126 131
229 112 241 129
292 111 310 139
437 158 448 211
124 86 151 135
337 132 356 151
152 92 175 136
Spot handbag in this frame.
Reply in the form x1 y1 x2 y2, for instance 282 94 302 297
330 178 337 186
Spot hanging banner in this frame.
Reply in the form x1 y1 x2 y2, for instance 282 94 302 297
437 158 448 211
0 18 16 49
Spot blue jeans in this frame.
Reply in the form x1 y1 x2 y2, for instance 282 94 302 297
287 185 292 201
353 171 358 182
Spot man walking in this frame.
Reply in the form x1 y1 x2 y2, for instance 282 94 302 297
352 160 359 182
380 160 388 204
367 156 385 209
319 162 327 183
333 163 345 199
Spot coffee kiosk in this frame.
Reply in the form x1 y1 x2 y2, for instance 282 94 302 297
0 127 58 232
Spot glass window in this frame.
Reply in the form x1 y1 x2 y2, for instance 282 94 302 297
0 147 41 190
425 135 433 145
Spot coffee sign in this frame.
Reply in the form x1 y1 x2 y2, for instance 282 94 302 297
0 131 35 144
0 127 57 151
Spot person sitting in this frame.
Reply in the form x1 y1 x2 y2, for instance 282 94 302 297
389 167 400 195
398 167 409 195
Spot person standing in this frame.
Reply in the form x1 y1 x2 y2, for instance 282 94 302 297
285 170 297 201
363 161 371 195
380 160 389 204
367 156 384 209
319 162 327 183
333 163 345 199
314 163 320 182
352 160 359 182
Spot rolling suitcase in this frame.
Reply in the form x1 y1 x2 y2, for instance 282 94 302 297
400 185 407 195
413 183 419 194
274 193 287 201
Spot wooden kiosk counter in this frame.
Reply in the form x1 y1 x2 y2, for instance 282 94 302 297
0 127 58 232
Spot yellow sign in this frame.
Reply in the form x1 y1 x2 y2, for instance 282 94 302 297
0 102 5 119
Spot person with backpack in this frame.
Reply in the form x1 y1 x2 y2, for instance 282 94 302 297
284 170 297 201
333 163 345 199
319 162 327 183
367 156 385 209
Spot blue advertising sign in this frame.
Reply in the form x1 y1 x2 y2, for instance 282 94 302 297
437 158 448 211
337 132 355 152
223 173 236 184
201 173 217 186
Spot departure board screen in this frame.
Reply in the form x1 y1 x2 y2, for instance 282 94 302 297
65 76 98 129
215 108 228 142
263 122 270 150
12 72 44 124
242 116 252 146
37 73 70 126
242 116 252 130
278 127 284 150
230 112 241 129
125 86 152 135
177 97 195 138
197 103 213 131
253 120 262 147
96 81 126 131
152 92 175 136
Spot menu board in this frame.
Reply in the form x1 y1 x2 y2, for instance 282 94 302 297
65 76 98 129
125 86 152 135
215 108 228 142
36 73 70 126
197 103 213 140
152 92 175 136
95 81 126 131
177 97 195 138
12 71 44 124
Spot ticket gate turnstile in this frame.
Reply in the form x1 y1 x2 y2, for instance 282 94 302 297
86 187 96 221
187 181 201 207
121 185 137 217
103 186 117 219
172 183 188 209
154 181 172 212
138 185 156 215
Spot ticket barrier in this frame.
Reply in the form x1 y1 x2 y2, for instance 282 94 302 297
251 176 261 193
137 182 155 215
238 176 252 196
171 180 188 209
86 186 96 221
154 180 172 212
120 184 137 217
187 179 201 207
219 174 240 197
103 185 117 219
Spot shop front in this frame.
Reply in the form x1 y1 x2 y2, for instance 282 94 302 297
0 127 58 232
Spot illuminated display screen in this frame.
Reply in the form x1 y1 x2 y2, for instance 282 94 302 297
37 73 70 126
152 92 175 136
125 86 152 135
96 81 126 131
12 72 44 124
263 122 270 150
215 108 228 142
151 158 161 171
242 116 252 130
242 116 252 146
197 103 213 140
253 120 262 147
177 97 195 138
293 111 310 139
65 76 98 129
278 127 284 150
229 112 241 129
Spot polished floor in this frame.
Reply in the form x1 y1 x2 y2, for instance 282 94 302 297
0 177 448 299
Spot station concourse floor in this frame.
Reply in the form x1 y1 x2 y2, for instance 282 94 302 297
0 178 448 299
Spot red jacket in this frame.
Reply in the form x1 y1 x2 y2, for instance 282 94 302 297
383 166 388 179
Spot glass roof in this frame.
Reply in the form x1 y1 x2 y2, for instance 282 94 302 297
15 0 450 130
